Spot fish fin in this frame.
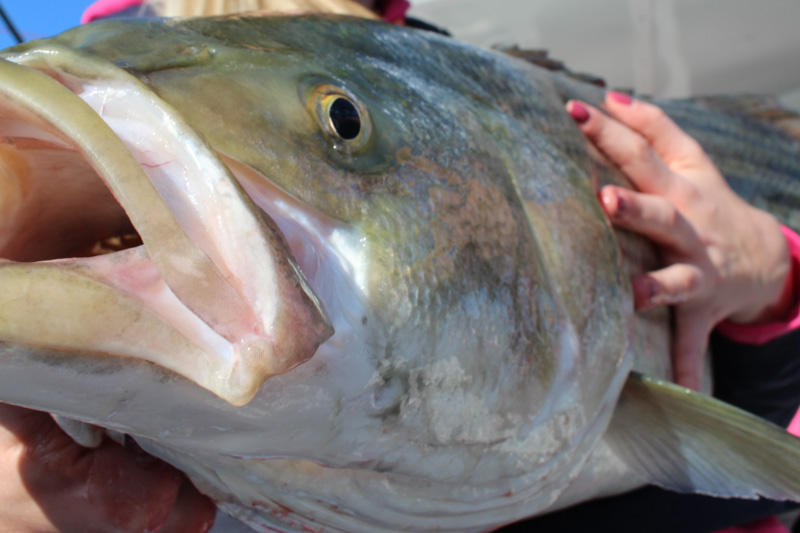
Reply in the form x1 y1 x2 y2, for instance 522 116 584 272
607 372 800 500
695 94 800 143
495 46 607 87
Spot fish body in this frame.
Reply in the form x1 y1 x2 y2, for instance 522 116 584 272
1 15 800 532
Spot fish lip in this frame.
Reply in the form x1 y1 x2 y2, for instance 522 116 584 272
0 46 332 406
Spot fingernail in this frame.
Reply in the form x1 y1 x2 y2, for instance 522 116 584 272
610 190 627 218
600 188 626 219
608 91 633 105
632 276 657 309
567 100 590 123
615 193 626 215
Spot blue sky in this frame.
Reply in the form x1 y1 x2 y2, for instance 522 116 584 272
1 1 90 49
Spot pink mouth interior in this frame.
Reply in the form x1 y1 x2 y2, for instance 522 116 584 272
0 128 141 263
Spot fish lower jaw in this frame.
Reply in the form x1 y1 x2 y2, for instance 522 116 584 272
0 243 294 406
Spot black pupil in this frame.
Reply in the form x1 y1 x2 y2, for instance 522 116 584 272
329 98 361 140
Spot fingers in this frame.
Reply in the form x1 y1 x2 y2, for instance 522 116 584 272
600 184 708 310
567 99 674 195
603 92 710 168
631 264 704 311
599 185 700 252
566 92 747 395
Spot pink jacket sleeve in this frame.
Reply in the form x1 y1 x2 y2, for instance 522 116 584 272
82 0 145 23
83 0 411 23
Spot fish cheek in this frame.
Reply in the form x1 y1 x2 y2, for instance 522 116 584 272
358 157 562 415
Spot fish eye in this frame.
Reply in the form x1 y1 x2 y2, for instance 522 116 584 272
328 98 360 140
311 85 371 150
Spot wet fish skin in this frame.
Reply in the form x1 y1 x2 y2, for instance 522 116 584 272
0 14 799 532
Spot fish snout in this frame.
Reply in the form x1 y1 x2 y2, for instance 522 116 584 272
0 47 332 405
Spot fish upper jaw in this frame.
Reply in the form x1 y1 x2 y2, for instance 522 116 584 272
0 46 332 406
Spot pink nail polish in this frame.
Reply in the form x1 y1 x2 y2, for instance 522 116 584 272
567 101 590 123
632 276 657 310
608 91 633 105
613 191 626 216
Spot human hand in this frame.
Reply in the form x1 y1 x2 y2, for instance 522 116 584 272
0 402 216 532
566 92 794 391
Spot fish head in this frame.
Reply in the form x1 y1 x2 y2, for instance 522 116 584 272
0 14 633 529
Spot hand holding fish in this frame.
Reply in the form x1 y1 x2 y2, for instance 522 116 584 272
567 93 794 391
0 403 216 532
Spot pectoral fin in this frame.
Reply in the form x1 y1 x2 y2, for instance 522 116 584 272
607 372 800 500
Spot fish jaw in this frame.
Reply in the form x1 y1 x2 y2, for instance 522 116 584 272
0 46 332 406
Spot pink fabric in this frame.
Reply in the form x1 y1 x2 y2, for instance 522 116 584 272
81 0 145 23
381 0 410 23
787 405 800 437
83 0 409 24
715 225 800 345
716 516 790 533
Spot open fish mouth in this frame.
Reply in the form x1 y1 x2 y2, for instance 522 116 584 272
0 45 333 406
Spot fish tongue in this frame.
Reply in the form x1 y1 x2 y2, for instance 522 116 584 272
0 48 332 405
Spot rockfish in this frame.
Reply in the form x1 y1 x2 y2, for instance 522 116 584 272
2 14 800 532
